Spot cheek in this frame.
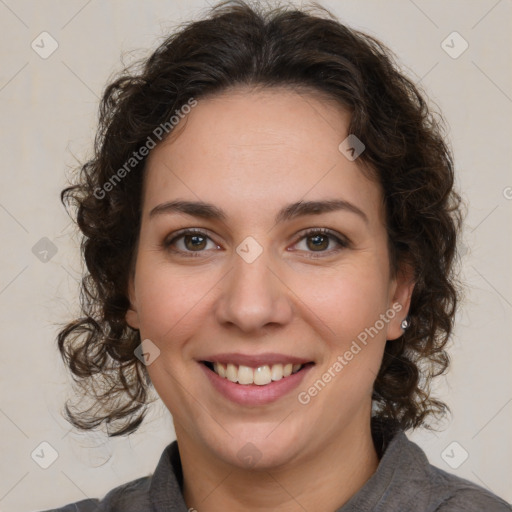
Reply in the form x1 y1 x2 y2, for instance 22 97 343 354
303 263 390 388
301 263 391 341
133 257 217 343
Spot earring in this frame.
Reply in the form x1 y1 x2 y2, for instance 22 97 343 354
401 317 410 330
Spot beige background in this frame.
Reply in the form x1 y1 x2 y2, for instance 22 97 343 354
0 0 511 510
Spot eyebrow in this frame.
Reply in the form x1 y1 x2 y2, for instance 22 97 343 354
149 198 369 225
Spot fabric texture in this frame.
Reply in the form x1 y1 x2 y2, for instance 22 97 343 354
40 424 511 512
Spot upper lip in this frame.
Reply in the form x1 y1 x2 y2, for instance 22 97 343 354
199 352 313 367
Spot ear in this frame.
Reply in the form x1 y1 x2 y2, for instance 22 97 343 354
125 271 140 330
386 262 415 341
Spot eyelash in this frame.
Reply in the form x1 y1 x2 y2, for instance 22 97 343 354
162 227 350 259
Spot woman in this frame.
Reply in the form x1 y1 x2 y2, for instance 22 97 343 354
46 0 510 510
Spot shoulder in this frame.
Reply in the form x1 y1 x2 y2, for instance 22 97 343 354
398 434 511 511
357 424 510 512
37 440 184 512
38 475 152 512
425 465 511 511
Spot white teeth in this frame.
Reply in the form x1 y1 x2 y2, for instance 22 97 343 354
271 363 283 381
237 365 254 385
254 365 272 385
210 361 305 385
214 362 226 378
226 363 238 382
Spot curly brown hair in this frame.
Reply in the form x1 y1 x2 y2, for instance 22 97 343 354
58 0 463 437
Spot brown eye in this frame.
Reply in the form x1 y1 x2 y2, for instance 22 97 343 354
306 233 330 251
183 233 207 251
164 229 219 257
293 228 349 258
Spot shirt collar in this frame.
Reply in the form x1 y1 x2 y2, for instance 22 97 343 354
149 440 188 511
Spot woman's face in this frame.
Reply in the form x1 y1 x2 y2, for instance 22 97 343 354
126 87 413 469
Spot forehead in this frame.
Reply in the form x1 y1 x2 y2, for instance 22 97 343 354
142 87 384 226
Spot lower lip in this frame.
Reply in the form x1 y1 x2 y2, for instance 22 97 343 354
200 363 313 406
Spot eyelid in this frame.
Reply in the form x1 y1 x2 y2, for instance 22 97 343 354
291 227 351 257
296 227 350 244
162 227 350 257
163 228 220 252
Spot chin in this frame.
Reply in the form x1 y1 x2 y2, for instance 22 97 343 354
202 423 307 471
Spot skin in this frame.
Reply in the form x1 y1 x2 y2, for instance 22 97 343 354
126 86 415 511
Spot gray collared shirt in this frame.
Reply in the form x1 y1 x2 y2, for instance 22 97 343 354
41 429 511 511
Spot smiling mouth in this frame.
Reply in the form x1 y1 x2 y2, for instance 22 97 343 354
202 361 314 386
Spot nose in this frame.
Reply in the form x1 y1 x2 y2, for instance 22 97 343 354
214 246 293 335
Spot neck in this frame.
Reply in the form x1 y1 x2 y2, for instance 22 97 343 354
177 417 379 512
